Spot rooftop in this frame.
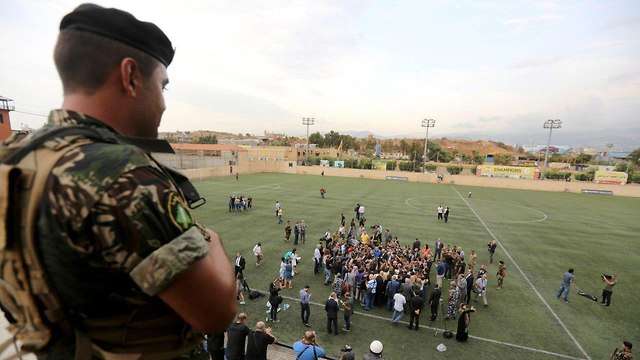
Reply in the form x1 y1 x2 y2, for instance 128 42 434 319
170 143 247 152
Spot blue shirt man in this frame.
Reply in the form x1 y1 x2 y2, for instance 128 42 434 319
300 286 312 326
293 331 326 360
556 269 575 303
385 276 401 310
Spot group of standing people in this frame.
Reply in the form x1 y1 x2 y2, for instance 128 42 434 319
284 219 308 244
220 313 276 360
229 194 253 212
436 205 451 223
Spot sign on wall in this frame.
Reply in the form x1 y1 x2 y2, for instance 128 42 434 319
594 171 628 185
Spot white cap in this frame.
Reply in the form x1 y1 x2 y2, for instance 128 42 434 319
437 343 447 352
369 340 383 354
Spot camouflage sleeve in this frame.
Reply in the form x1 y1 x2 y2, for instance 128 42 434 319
92 166 210 296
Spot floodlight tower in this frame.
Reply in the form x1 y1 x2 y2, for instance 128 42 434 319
421 118 436 172
543 119 561 168
302 117 315 165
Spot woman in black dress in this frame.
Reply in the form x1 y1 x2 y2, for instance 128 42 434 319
456 304 475 342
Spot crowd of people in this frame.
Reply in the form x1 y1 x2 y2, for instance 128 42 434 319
214 312 386 360
225 201 629 360
308 214 502 342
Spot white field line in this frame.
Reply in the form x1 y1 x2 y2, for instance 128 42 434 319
271 293 585 360
404 196 548 224
451 186 590 360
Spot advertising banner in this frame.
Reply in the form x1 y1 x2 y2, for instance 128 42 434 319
320 160 330 167
334 160 345 168
594 171 628 185
477 165 540 180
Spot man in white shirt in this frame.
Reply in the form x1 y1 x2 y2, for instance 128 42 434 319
475 274 488 306
358 205 365 219
253 243 263 266
391 292 406 323
437 206 443 220
313 245 322 274
274 201 281 217
290 249 301 276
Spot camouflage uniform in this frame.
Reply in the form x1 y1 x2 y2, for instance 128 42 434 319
9 110 210 358
613 350 634 360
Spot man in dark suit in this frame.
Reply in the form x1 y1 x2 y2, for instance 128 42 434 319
325 292 340 335
429 285 442 321
408 291 424 331
235 252 246 277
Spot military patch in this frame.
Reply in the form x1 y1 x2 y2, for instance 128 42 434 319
167 192 193 231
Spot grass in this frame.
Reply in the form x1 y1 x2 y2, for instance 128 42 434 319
192 173 640 360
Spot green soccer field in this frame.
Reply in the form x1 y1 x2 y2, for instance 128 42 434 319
192 173 640 360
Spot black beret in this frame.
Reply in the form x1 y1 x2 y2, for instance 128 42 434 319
60 3 174 66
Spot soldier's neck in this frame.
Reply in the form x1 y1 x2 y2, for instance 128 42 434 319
62 93 136 136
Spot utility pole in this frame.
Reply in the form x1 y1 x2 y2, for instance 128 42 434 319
421 118 436 172
302 117 315 165
543 119 561 168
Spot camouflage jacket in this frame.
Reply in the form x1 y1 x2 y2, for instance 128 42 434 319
614 350 634 360
6 110 210 357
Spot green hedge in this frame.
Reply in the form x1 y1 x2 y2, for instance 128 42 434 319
399 161 415 172
446 166 463 175
386 161 397 171
543 170 571 180
630 174 640 184
574 172 593 181
359 159 373 170
425 164 437 172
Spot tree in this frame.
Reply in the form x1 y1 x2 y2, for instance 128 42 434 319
494 153 513 165
324 130 342 148
575 153 593 164
472 150 484 164
308 132 324 147
196 135 218 144
399 139 409 155
629 148 640 168
340 135 357 150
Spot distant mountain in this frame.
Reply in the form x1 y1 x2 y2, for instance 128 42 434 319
379 129 639 151
341 130 379 138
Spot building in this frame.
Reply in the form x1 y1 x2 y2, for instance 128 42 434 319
153 143 246 170
219 138 265 146
0 96 15 141
242 146 297 162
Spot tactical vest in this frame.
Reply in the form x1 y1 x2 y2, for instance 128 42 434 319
0 125 206 359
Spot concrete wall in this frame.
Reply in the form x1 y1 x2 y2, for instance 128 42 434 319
181 160 296 181
295 166 640 197
180 162 640 198
154 153 229 169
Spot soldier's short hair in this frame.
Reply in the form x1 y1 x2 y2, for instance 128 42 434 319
54 30 159 95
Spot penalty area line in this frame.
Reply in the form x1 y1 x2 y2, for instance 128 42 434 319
451 186 590 360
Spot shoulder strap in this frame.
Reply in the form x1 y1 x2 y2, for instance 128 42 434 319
2 126 117 165
296 345 309 360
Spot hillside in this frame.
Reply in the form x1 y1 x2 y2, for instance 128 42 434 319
437 138 517 155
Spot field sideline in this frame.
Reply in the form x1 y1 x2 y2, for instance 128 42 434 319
192 173 640 360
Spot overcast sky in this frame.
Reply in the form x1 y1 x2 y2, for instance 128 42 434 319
1 0 639 147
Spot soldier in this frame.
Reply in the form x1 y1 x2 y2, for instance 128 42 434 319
611 341 633 360
0 4 236 358
284 220 292 242
497 260 507 289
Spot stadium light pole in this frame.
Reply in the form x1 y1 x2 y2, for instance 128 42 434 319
302 117 315 165
543 119 562 168
421 118 436 172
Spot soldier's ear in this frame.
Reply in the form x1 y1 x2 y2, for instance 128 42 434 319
120 58 139 97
